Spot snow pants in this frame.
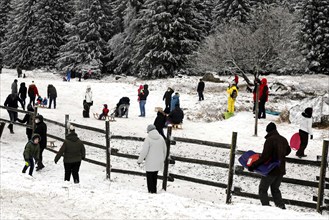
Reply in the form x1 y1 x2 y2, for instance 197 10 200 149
259 175 285 209
146 171 158 193
297 129 309 156
64 161 81 183
227 98 235 113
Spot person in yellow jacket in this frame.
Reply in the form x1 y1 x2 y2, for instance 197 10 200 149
226 83 238 114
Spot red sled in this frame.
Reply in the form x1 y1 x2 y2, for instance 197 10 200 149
238 150 280 176
290 132 300 151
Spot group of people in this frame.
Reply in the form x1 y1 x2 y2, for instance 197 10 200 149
64 68 93 82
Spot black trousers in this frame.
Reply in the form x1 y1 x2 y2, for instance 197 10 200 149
297 129 309 156
259 175 285 208
29 95 35 105
258 100 266 118
49 97 56 109
37 147 45 167
64 161 81 183
198 91 204 101
146 171 158 193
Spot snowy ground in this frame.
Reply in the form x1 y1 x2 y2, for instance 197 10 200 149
0 68 328 219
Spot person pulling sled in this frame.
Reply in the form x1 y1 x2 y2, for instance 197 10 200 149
114 97 130 118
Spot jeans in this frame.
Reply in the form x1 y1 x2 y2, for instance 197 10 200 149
259 175 285 208
22 158 35 176
48 97 56 109
64 161 81 183
139 100 146 116
146 171 158 193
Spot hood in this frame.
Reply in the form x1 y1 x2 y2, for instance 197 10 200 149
139 85 144 89
264 130 279 139
173 95 179 99
66 132 79 142
148 129 161 140
35 115 44 123
31 133 41 142
261 78 267 85
20 82 25 87
302 107 313 118
143 84 148 90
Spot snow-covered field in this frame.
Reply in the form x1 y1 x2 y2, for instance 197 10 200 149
0 68 328 219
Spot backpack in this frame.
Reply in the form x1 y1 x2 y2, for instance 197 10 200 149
231 89 237 99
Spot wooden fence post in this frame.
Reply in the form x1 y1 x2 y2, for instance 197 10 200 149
317 139 329 213
226 132 238 204
0 122 5 138
162 125 172 191
65 114 69 136
105 120 111 179
32 107 38 134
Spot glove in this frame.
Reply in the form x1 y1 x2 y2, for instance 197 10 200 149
310 135 313 140
25 161 29 166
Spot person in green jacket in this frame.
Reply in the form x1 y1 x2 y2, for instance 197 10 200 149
54 124 86 183
22 134 41 176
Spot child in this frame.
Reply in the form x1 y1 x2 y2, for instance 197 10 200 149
296 107 313 158
36 96 43 106
22 134 41 176
98 104 109 120
42 97 48 107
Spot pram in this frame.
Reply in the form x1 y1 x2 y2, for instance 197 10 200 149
113 97 130 118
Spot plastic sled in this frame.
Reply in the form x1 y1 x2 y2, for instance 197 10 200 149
290 132 300 151
265 110 280 116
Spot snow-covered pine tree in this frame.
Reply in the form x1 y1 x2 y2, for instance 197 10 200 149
2 0 37 69
212 0 251 25
57 0 107 76
31 0 72 68
133 0 204 78
193 0 213 35
110 0 128 34
0 0 11 70
301 0 329 74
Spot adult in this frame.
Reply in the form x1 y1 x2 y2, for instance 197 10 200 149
22 134 40 177
18 82 27 109
47 84 57 109
162 87 174 110
17 104 34 140
168 105 184 125
138 84 149 117
170 92 180 112
197 79 205 101
66 69 71 82
83 85 93 118
252 78 261 114
34 115 47 171
153 110 167 140
115 97 130 117
226 83 238 114
248 122 291 209
17 66 22 78
28 81 39 106
296 107 313 158
137 125 167 193
258 78 269 119
4 93 24 133
11 79 18 94
54 124 86 184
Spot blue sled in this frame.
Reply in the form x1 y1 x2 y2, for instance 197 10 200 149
238 150 280 176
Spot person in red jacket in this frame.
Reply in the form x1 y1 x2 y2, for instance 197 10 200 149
98 104 109 120
258 78 268 119
28 81 39 106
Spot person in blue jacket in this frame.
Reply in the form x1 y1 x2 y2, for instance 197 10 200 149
170 92 180 112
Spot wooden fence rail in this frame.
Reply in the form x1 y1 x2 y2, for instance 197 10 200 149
0 105 33 115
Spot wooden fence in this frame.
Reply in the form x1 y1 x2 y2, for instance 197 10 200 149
0 105 328 213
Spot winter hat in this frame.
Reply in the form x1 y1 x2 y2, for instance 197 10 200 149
304 107 313 117
266 122 277 133
147 124 156 133
104 104 108 108
67 122 75 131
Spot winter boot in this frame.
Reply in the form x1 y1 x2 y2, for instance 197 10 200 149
8 124 14 134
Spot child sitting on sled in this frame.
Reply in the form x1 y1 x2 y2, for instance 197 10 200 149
98 104 109 120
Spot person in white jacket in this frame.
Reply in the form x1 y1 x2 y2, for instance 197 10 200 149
83 85 93 118
137 124 167 193
296 107 313 158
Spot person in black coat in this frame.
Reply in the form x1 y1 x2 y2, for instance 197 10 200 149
18 82 27 109
138 84 149 117
153 110 167 139
17 104 34 140
47 84 57 109
168 105 184 124
197 79 205 101
4 93 24 133
162 87 174 110
34 115 47 171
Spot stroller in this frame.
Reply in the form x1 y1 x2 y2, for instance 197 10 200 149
114 97 130 118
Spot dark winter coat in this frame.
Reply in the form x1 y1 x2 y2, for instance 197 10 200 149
11 81 18 94
23 134 40 161
154 111 167 132
18 82 27 99
252 130 291 176
117 97 130 108
197 81 205 92
168 107 184 124
4 93 24 109
54 131 86 163
47 84 57 98
139 84 149 101
34 115 47 149
163 88 174 106
17 104 34 137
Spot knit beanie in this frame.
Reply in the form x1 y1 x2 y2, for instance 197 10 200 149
147 124 156 133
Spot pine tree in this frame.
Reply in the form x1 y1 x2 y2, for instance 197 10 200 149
212 0 251 25
57 0 106 75
133 0 204 78
0 0 12 70
2 0 37 69
301 0 329 74
110 0 128 34
31 0 72 68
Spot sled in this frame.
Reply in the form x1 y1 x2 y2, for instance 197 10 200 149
172 124 183 129
93 113 115 122
265 110 280 116
238 150 281 176
223 112 234 120
47 140 56 148
155 107 163 112
290 132 300 151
